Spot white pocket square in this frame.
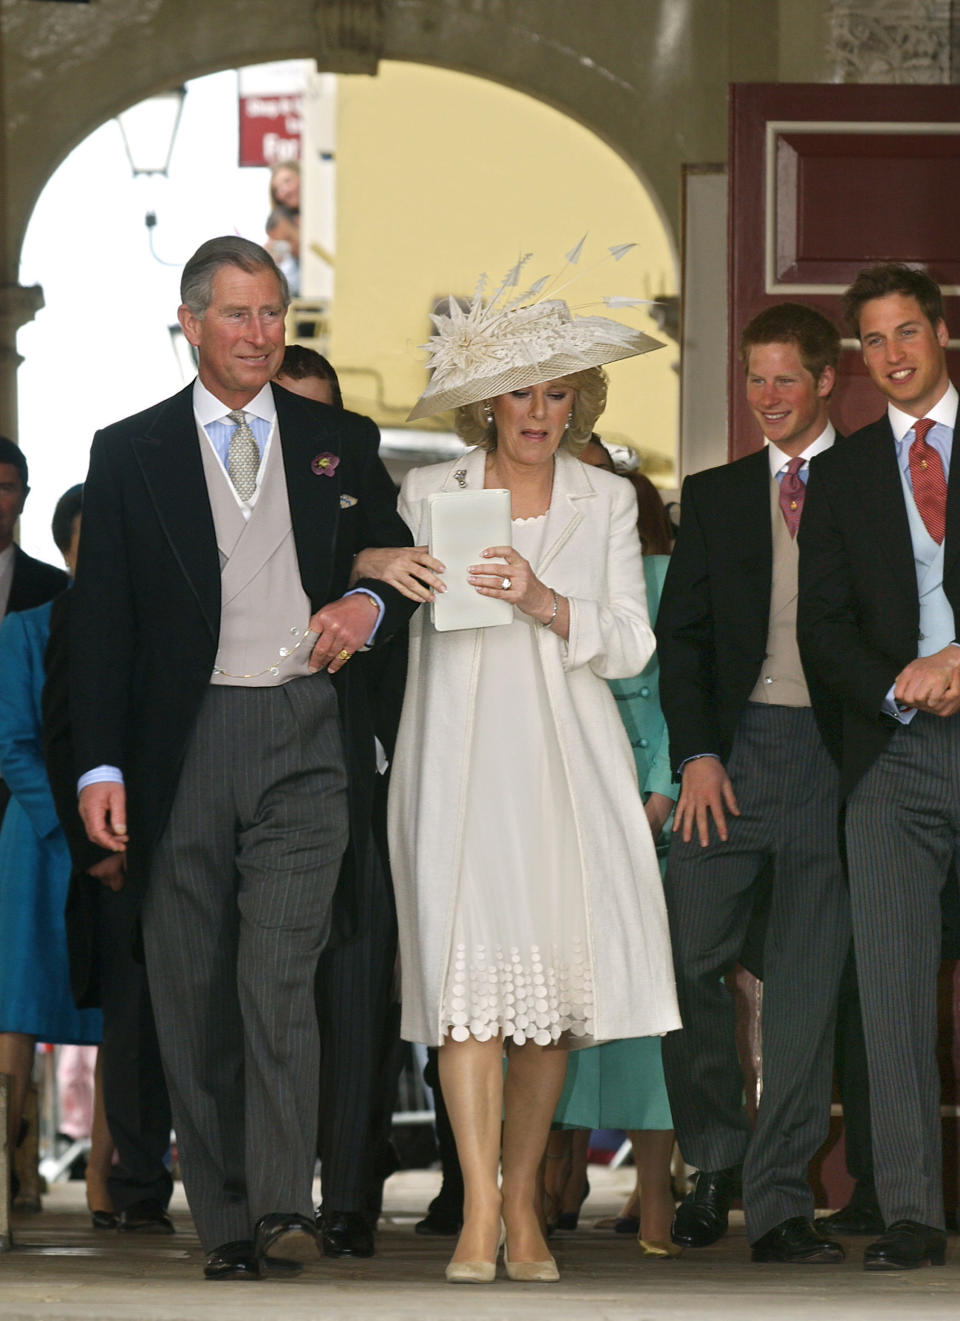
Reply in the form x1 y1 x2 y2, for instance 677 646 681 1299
340 493 358 509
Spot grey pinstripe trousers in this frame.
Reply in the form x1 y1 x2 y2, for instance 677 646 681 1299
845 710 960 1230
661 703 850 1242
141 675 348 1252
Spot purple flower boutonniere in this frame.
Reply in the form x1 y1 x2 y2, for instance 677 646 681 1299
311 452 340 477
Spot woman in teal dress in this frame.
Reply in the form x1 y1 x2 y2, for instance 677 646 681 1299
0 488 105 1211
550 458 679 1254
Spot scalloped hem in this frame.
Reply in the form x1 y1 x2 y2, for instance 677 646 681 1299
439 939 595 1047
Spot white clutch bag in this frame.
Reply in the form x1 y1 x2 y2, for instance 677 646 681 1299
428 489 513 632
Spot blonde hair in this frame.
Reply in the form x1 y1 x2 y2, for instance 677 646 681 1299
454 367 608 454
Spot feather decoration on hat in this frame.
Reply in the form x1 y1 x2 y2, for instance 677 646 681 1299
407 239 665 421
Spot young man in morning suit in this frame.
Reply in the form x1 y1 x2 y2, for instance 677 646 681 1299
656 303 850 1263
70 237 417 1281
798 264 960 1271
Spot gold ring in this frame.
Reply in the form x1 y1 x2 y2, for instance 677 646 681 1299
337 649 351 662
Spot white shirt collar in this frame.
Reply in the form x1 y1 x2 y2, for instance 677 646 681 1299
191 378 277 427
766 421 836 478
887 381 958 443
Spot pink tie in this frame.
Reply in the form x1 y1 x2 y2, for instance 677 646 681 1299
779 456 805 538
908 418 946 545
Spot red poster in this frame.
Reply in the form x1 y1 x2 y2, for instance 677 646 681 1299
238 93 302 167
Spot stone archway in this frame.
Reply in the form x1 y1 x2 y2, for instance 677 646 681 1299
1 0 748 439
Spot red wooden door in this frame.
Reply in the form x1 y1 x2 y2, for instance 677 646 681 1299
728 82 960 459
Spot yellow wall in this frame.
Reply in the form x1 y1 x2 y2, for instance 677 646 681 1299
323 62 678 481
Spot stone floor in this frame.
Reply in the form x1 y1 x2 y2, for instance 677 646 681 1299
2 1169 960 1320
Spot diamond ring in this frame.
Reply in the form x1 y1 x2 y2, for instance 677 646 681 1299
501 576 512 591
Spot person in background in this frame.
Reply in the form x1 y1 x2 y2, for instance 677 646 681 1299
0 437 68 625
550 467 680 1257
0 485 108 1226
0 436 68 825
273 344 406 1259
269 160 301 215
275 344 343 408
43 492 175 1236
266 205 301 297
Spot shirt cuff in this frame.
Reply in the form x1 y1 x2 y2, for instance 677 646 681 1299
678 753 721 774
344 588 385 646
78 766 125 796
881 685 917 725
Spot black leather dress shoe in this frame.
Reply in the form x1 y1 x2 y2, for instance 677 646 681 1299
203 1239 260 1281
320 1209 375 1258
671 1166 741 1248
816 1195 884 1236
90 1210 119 1230
863 1220 947 1271
118 1199 174 1234
751 1216 844 1263
414 1204 463 1236
254 1211 319 1269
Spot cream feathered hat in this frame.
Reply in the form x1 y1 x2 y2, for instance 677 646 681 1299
407 240 665 422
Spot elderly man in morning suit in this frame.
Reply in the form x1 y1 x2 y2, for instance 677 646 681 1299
799 263 960 1272
656 303 850 1264
70 237 416 1281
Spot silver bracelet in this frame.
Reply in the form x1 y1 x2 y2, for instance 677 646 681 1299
541 587 559 629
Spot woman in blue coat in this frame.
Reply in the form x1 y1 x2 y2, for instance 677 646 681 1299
0 488 104 1208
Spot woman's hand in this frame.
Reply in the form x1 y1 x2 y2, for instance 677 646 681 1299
468 545 556 623
643 792 674 841
350 545 446 604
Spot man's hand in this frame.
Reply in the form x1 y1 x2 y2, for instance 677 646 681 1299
87 853 126 892
78 782 128 852
644 791 674 841
308 594 380 674
672 756 740 847
894 646 960 717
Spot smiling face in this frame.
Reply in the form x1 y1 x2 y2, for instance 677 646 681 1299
490 379 575 468
745 341 834 458
858 292 950 419
178 264 286 410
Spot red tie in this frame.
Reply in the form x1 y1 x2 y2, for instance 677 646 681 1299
908 418 946 545
778 456 805 538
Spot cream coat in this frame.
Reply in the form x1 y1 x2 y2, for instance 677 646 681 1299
388 447 681 1046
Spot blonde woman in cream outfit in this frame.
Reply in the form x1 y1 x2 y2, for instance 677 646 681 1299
383 253 681 1286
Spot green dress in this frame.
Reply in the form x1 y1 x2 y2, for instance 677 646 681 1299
553 556 675 1130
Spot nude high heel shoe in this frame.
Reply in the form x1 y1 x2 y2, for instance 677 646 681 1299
503 1244 559 1282
444 1221 505 1284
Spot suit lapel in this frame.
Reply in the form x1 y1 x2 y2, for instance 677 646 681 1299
274 384 340 605
943 403 960 585
735 447 774 581
131 386 220 639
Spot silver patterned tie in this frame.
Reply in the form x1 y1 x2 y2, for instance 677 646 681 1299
226 410 260 502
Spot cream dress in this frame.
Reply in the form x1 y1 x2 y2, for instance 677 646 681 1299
439 515 594 1047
